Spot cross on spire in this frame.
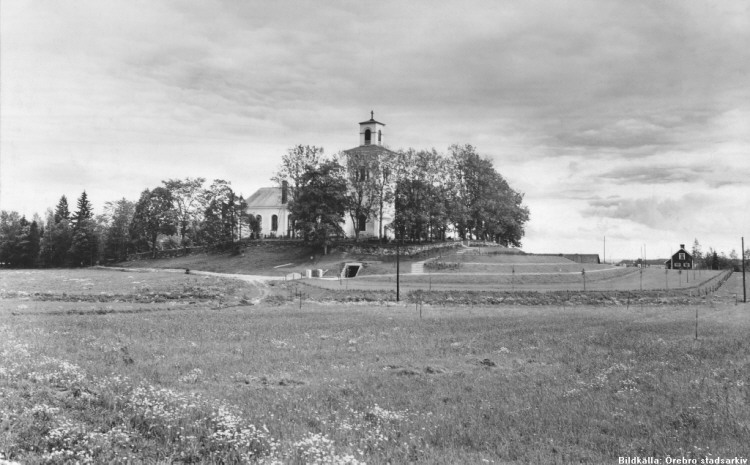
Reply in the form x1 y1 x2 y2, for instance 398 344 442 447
371 110 374 120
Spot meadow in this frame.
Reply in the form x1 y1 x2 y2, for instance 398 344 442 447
305 267 726 294
1 268 749 464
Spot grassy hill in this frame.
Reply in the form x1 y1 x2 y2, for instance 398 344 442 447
116 242 424 278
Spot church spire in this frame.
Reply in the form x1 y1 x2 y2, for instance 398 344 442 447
359 112 385 146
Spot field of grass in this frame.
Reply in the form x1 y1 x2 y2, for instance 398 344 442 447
449 251 574 264
305 268 725 294
0 269 265 316
1 269 749 463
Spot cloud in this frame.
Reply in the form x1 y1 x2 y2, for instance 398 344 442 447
2 0 749 260
583 193 716 230
600 164 714 185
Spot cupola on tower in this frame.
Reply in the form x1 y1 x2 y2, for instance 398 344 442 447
359 111 385 146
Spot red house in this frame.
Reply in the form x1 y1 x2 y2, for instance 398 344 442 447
665 244 693 269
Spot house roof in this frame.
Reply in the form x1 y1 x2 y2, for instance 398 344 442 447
342 144 399 156
245 187 284 208
670 249 692 259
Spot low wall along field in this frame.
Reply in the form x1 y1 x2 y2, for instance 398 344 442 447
1 252 747 463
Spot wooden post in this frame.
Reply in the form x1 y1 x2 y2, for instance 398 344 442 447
640 266 643 292
396 242 400 302
695 305 698 340
582 268 586 291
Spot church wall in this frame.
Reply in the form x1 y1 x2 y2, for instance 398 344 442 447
246 206 289 238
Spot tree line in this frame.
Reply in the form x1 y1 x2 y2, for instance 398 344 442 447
0 179 257 267
274 143 530 253
691 239 750 271
1 142 532 267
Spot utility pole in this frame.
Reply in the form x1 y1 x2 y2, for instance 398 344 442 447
603 236 606 264
743 237 746 303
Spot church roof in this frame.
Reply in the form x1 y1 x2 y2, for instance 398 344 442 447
245 187 283 208
359 117 385 126
342 144 399 156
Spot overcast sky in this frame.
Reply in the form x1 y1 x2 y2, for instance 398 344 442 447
1 0 748 260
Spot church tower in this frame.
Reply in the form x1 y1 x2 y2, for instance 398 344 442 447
359 111 385 147
343 111 397 239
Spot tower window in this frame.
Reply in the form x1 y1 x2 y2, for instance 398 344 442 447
358 167 368 181
364 129 371 145
378 130 382 143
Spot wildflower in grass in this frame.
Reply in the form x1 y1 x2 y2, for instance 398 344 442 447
177 368 203 384
271 339 290 349
293 433 364 465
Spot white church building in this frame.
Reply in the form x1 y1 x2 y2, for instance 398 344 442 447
245 113 397 239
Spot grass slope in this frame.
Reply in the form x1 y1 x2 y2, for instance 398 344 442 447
116 243 418 278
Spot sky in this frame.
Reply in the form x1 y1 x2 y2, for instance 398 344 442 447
1 0 748 260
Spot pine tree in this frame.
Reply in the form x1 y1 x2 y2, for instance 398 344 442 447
71 191 93 228
54 196 70 223
68 191 98 266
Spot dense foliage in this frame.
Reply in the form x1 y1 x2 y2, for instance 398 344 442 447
282 143 530 247
287 159 348 254
691 239 748 271
0 178 258 268
0 142 535 265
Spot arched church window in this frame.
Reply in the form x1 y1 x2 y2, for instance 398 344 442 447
271 215 278 232
256 215 262 228
358 214 367 232
364 129 371 145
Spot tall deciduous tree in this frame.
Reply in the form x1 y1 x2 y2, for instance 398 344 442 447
20 220 41 267
0 211 24 267
343 151 380 240
162 177 206 246
200 180 235 247
41 208 72 267
288 159 347 254
103 198 136 262
130 187 177 257
692 239 703 263
391 149 453 242
272 145 325 237
449 144 528 246
373 150 397 240
0 214 41 268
